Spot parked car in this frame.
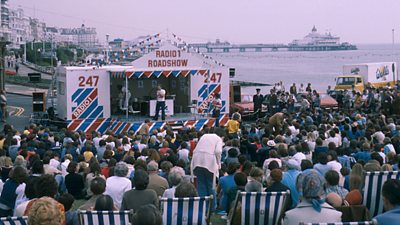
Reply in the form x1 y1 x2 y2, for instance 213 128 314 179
294 93 338 110
319 93 338 109
230 94 267 117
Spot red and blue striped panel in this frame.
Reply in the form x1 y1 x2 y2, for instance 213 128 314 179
67 114 229 135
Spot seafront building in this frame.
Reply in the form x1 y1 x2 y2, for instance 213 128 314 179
0 0 10 41
0 1 99 50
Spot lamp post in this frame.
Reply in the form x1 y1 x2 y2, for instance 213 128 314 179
105 34 110 64
0 38 10 92
392 29 396 84
23 42 26 63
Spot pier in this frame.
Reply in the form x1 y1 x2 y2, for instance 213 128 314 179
185 43 357 53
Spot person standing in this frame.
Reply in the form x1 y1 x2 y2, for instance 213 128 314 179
0 91 6 122
290 83 297 95
191 128 224 206
306 83 312 93
298 83 305 93
15 63 19 74
153 85 166 121
253 88 263 118
212 93 222 127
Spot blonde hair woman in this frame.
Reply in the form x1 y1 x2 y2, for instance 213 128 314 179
28 197 64 225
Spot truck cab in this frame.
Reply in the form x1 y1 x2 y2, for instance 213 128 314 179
334 75 364 92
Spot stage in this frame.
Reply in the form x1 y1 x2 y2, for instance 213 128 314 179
111 112 211 123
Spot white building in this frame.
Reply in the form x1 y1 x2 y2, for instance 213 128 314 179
30 18 46 41
0 0 10 41
9 7 31 49
58 24 98 48
76 24 97 48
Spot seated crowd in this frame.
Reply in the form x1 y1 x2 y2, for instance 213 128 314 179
0 85 398 224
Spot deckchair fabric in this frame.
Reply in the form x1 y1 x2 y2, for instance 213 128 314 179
0 216 28 225
299 221 377 225
78 210 133 225
363 171 400 217
160 196 212 225
236 191 289 225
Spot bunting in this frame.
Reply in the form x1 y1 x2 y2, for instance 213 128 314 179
171 33 226 67
108 33 162 63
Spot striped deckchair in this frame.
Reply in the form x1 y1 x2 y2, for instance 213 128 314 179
78 210 133 225
299 221 377 225
230 191 289 225
0 216 28 225
363 171 400 217
160 196 212 225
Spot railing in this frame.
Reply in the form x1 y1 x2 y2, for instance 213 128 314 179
22 61 55 75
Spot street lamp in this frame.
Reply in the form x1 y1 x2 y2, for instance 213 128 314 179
0 38 11 92
105 34 110 64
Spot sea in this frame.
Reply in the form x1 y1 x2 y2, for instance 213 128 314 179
209 44 400 94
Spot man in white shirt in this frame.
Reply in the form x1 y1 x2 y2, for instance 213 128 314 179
92 132 102 150
191 128 224 206
153 85 166 121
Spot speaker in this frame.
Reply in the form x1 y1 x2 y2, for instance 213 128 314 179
140 101 149 116
32 92 45 112
229 68 235 78
233 85 241 103
28 73 41 83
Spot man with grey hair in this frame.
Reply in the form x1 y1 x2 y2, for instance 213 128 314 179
105 162 131 209
162 171 183 198
147 160 169 197
245 180 263 192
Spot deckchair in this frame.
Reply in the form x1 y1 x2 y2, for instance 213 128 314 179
78 210 133 225
0 216 28 225
299 221 377 225
363 171 400 217
160 196 213 225
230 191 289 225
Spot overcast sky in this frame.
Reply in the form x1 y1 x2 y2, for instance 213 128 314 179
10 0 400 44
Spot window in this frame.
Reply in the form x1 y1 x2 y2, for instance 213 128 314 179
151 80 157 88
336 77 355 85
357 78 362 84
138 80 144 88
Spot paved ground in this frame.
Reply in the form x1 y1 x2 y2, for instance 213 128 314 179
2 93 32 131
7 63 53 80
6 83 48 96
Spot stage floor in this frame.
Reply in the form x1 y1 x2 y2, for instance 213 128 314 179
111 112 212 123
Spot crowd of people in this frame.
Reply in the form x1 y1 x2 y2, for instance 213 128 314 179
0 83 398 225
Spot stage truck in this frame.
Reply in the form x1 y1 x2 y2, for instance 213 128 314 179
54 43 234 134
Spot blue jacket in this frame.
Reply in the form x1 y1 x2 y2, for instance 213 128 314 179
0 179 19 209
282 169 301 208
374 206 400 225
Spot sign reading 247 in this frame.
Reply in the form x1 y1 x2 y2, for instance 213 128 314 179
72 75 103 120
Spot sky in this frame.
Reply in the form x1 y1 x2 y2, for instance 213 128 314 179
9 0 400 44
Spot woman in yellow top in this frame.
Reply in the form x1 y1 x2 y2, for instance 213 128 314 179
354 92 363 109
227 113 240 138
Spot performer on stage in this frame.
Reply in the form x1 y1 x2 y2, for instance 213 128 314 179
153 85 166 121
119 85 133 113
212 93 222 127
